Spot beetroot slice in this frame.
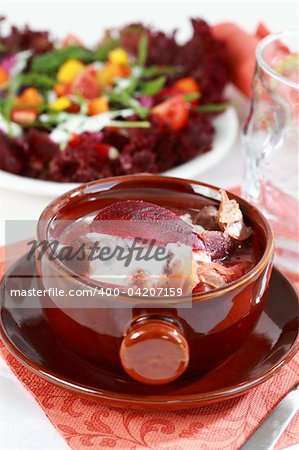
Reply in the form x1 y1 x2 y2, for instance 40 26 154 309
91 200 202 247
27 129 59 161
0 131 24 174
92 200 177 221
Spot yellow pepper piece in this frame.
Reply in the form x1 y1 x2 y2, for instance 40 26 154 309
108 48 129 66
49 97 71 111
57 59 85 84
97 62 130 88
87 96 109 115
96 65 112 88
15 87 43 108
0 67 9 88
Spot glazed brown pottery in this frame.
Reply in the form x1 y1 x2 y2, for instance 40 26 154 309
0 258 298 409
36 175 274 385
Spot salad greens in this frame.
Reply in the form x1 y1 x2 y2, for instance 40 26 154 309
31 38 119 73
197 102 232 112
137 35 149 67
0 17 230 183
0 22 229 144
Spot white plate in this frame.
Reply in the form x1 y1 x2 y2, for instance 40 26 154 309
0 108 238 199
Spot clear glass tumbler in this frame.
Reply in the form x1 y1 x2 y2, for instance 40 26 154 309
242 31 299 273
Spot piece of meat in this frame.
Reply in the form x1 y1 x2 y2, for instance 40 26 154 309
195 259 252 290
197 264 226 289
194 205 219 230
218 190 252 241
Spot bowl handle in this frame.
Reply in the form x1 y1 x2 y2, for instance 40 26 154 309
119 317 189 385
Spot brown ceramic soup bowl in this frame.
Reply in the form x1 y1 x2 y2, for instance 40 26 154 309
37 175 274 385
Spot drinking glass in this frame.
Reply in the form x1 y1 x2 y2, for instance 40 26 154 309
242 31 299 273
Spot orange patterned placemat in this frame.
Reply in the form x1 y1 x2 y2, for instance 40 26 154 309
0 247 298 449
0 255 299 450
0 338 298 450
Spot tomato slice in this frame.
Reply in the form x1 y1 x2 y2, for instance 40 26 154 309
71 67 100 100
155 77 200 104
173 77 200 94
66 102 81 113
11 108 37 125
95 143 111 162
151 95 189 130
68 133 81 147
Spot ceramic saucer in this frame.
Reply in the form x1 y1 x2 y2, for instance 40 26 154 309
0 254 298 410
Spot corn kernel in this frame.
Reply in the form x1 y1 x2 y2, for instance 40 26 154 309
108 48 129 66
49 97 72 111
57 59 85 84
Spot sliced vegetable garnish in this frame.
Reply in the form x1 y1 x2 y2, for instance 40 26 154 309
185 92 201 102
14 87 43 109
140 76 166 95
3 51 32 126
91 199 196 246
32 46 94 72
108 120 150 128
93 37 120 61
173 77 200 93
140 65 179 77
11 108 37 125
57 59 85 84
32 39 120 73
3 75 22 123
151 95 189 130
107 90 149 118
137 34 148 67
87 96 109 116
18 73 56 89
197 102 232 112
70 66 100 99
0 67 9 88
108 48 129 66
